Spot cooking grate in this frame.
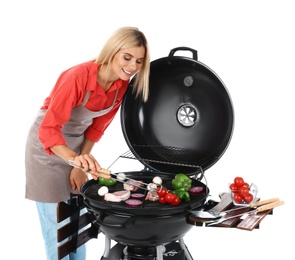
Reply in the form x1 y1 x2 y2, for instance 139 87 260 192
122 144 209 167
109 144 216 179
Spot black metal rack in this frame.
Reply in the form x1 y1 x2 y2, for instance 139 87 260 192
108 145 207 181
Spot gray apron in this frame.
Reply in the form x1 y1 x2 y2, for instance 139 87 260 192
25 90 118 202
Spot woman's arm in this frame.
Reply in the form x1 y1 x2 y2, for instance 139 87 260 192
50 138 110 192
49 138 105 177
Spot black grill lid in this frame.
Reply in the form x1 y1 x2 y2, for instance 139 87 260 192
120 47 234 175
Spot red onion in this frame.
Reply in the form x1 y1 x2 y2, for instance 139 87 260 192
125 199 143 207
130 193 145 199
189 186 204 194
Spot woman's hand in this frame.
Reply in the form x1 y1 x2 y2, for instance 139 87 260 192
68 154 111 180
70 167 89 192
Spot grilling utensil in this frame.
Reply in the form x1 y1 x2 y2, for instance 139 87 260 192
189 197 280 219
67 160 161 192
205 199 284 226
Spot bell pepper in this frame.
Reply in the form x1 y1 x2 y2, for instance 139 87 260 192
172 173 192 201
98 177 116 186
172 173 192 191
174 187 191 202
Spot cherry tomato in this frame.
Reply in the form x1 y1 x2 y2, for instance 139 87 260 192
233 193 243 203
157 187 167 197
229 183 239 193
234 177 244 187
239 186 250 198
243 182 250 189
165 192 176 203
158 196 167 204
171 196 181 206
243 193 254 203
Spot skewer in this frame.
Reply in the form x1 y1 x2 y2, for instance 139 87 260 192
67 160 161 192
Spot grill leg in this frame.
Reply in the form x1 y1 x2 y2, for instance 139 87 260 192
156 244 165 260
102 235 111 258
179 238 193 260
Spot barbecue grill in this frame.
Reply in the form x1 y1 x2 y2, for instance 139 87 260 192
57 47 234 260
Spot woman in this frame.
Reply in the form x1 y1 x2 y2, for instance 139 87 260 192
25 26 150 260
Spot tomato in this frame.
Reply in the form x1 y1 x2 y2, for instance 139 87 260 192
239 186 250 198
157 187 167 197
233 193 243 203
165 192 176 203
234 177 244 187
171 196 181 206
230 176 255 204
158 196 167 204
243 182 250 189
243 193 254 203
229 183 239 193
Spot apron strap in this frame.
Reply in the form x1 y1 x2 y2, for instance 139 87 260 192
82 88 119 114
82 91 91 106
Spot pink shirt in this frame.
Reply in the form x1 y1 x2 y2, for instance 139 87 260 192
38 61 129 154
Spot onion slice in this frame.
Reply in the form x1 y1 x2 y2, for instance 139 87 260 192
189 186 204 194
125 199 143 207
130 193 145 199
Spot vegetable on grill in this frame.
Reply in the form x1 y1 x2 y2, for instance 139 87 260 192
99 177 117 186
172 173 192 201
156 187 181 206
174 188 190 202
98 186 109 196
188 186 204 195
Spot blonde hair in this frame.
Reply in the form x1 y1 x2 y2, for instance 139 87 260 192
91 27 150 102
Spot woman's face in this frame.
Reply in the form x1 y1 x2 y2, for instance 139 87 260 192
111 46 145 81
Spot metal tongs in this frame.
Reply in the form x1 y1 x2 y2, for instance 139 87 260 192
189 198 280 219
205 199 284 226
67 160 161 192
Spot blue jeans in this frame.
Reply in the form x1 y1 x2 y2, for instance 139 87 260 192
36 201 86 260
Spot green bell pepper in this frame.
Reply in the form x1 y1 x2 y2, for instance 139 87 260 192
172 173 192 201
172 173 192 191
174 187 190 202
98 177 116 186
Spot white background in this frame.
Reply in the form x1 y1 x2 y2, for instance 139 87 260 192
1 0 294 259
